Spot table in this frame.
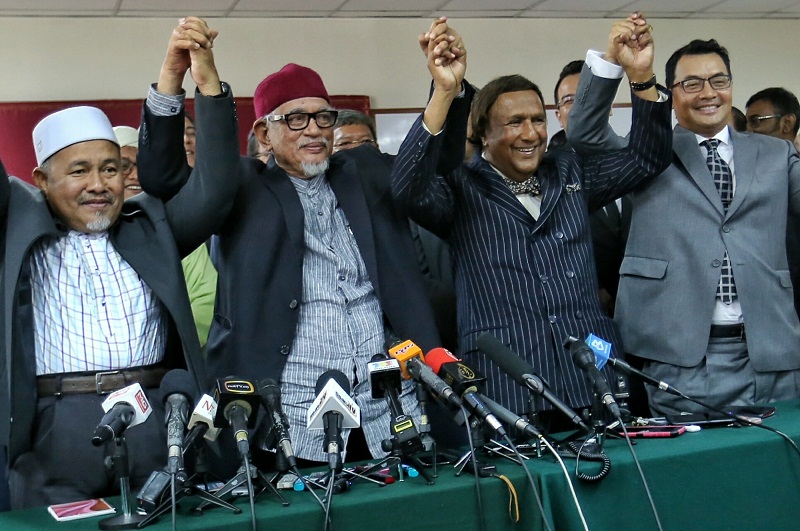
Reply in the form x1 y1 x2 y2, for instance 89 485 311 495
2 401 799 530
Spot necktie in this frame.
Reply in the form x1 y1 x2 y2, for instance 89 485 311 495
702 139 736 303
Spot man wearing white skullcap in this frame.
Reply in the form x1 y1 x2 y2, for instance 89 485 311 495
0 74 239 508
113 125 142 200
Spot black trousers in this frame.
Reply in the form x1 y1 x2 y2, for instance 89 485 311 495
8 389 167 510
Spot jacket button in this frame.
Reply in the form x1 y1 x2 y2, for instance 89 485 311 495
289 299 298 309
548 315 557 324
280 345 290 355
566 270 575 278
711 259 721 267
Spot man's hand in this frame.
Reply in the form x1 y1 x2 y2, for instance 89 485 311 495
158 17 219 96
606 12 653 79
422 18 467 135
426 18 466 94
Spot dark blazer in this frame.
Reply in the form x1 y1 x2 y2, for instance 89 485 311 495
391 89 673 414
0 92 238 465
138 93 446 388
589 196 632 307
568 67 800 370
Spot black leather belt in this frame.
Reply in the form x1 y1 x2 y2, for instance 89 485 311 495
709 323 746 340
37 365 168 396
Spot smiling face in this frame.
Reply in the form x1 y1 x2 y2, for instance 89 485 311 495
555 73 579 132
184 116 196 168
264 97 333 178
120 145 141 200
671 53 732 138
482 90 548 183
34 140 123 233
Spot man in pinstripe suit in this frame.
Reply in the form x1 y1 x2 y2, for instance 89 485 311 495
392 19 673 421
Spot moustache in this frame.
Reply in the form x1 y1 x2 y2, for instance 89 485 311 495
298 137 330 149
78 193 116 205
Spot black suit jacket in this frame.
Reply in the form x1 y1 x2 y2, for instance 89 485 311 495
589 197 632 303
138 92 443 387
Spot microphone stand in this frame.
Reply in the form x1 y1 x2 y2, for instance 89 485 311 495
415 386 439 477
137 441 241 529
193 456 289 513
99 435 146 530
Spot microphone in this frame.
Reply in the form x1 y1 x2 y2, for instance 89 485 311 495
92 383 153 446
606 357 683 397
257 379 298 470
213 377 260 457
368 355 423 456
307 370 360 472
476 333 590 432
479 393 542 440
386 338 462 408
565 336 621 418
184 393 222 451
423 348 506 437
160 369 196 475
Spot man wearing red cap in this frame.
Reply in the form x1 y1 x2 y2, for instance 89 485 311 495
138 18 470 468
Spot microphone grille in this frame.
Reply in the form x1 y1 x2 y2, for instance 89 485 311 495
316 369 351 395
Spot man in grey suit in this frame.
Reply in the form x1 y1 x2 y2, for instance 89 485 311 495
568 20 800 416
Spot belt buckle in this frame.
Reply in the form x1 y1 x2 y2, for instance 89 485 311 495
95 370 122 395
738 325 746 341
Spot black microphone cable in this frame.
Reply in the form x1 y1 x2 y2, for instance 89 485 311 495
456 403 487 531
615 421 663 531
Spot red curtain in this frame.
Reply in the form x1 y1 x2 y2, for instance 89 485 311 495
0 95 369 183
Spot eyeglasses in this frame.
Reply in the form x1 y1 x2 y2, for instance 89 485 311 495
670 74 732 93
121 158 137 175
746 114 784 128
267 110 339 131
557 95 575 109
333 138 376 149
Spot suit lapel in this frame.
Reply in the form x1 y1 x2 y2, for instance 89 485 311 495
534 162 564 232
262 158 305 253
472 158 536 228
673 125 725 217
727 129 757 219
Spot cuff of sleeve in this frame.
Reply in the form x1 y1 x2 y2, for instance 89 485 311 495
147 84 186 117
585 50 624 80
421 119 444 137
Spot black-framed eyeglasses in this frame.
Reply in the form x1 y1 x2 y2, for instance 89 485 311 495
267 110 339 131
121 158 137 175
557 95 575 109
746 114 784 128
670 74 732 93
333 138 376 149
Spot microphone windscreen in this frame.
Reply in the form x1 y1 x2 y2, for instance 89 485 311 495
160 369 196 405
424 347 459 374
315 369 350 396
258 378 281 400
476 333 532 387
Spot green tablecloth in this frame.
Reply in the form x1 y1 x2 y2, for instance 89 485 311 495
3 401 800 530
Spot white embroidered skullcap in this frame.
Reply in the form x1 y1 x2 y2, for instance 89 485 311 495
113 125 139 149
32 106 118 165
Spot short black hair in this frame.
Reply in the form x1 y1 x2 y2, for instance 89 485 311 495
746 87 800 136
469 75 545 148
333 109 377 141
554 60 584 107
729 106 747 133
665 39 731 88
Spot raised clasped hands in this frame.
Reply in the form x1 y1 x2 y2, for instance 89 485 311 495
158 16 221 96
606 12 654 79
420 17 466 94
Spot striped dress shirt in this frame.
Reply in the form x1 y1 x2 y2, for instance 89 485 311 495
30 230 166 374
283 174 419 462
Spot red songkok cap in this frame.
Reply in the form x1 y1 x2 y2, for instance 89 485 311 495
253 63 330 119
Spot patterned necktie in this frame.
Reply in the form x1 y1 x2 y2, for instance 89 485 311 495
702 139 737 303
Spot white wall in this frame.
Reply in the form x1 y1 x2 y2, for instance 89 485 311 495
0 16 797 111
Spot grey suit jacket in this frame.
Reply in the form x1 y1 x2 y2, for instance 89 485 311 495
568 66 800 370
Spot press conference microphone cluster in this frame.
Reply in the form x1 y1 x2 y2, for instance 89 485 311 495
476 333 590 432
92 382 153 446
565 336 621 419
307 370 360 472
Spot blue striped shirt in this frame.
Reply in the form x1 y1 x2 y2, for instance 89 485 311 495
282 174 419 462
